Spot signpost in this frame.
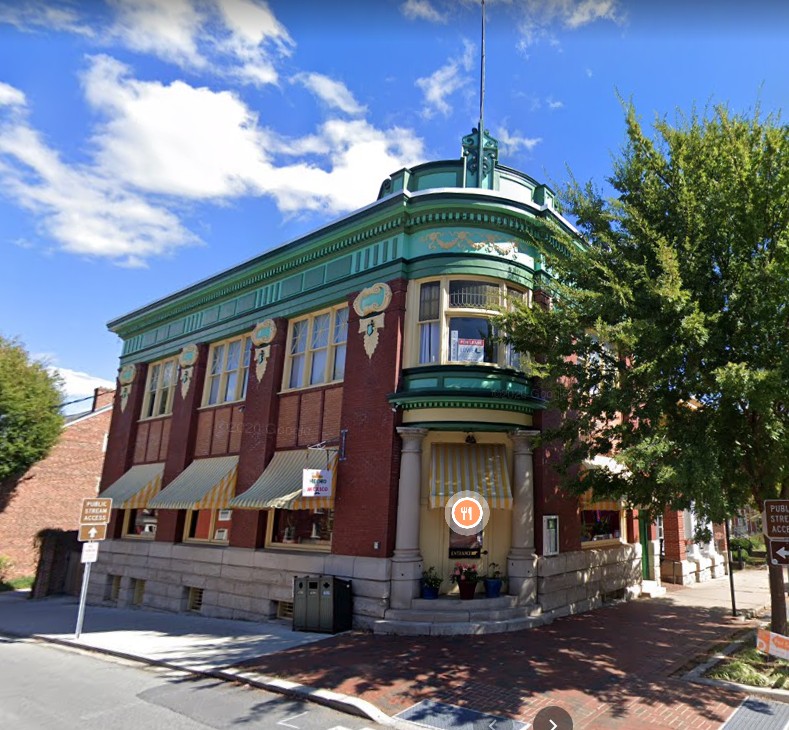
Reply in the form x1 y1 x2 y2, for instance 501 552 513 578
75 497 111 639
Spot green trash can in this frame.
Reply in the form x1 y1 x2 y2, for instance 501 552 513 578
292 575 351 633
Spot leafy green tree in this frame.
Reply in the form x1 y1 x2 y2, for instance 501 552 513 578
500 104 789 632
0 337 63 483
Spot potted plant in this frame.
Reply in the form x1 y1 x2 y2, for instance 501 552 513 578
483 563 504 598
450 562 479 600
420 566 442 599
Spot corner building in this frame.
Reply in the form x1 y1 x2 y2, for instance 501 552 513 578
93 131 644 634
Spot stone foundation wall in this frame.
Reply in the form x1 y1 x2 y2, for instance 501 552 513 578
536 544 642 619
88 539 391 626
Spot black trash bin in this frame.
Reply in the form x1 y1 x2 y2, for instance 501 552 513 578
292 575 352 633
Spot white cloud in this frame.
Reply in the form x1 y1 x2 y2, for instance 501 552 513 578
0 0 93 36
517 0 624 49
0 82 26 108
104 0 293 86
401 0 447 23
292 73 366 116
107 0 205 68
0 59 426 266
416 39 475 118
546 96 564 110
0 79 199 266
495 126 541 156
47 366 115 415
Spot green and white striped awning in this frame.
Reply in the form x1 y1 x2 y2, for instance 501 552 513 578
430 444 512 509
100 463 164 509
148 455 238 510
230 449 337 510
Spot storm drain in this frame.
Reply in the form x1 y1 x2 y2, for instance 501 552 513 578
395 700 529 730
723 697 789 730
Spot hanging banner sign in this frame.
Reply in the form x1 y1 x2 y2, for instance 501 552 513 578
302 469 334 498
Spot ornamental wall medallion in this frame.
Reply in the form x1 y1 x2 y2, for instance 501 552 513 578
359 313 385 359
178 344 198 399
255 345 271 382
251 319 277 346
353 283 392 318
353 283 392 359
118 363 136 412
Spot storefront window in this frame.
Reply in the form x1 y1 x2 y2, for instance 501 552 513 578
123 508 157 538
271 509 334 548
449 528 482 559
184 509 231 543
581 509 622 543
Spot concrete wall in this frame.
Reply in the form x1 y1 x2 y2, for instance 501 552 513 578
536 543 642 620
88 538 392 627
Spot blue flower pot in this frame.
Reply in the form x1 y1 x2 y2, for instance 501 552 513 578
421 584 439 599
484 578 503 598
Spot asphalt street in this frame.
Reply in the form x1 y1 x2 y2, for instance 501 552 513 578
0 636 383 730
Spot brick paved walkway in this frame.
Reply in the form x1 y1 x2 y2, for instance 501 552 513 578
237 583 765 730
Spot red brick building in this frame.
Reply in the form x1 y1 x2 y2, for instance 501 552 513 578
91 131 647 633
0 388 114 580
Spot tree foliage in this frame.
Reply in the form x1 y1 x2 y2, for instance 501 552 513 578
499 103 789 627
0 337 63 483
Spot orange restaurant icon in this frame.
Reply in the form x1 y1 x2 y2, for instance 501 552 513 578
451 496 483 530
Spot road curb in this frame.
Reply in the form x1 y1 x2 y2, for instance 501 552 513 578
2 629 422 729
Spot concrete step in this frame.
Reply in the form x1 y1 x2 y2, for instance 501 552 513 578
410 595 518 611
385 606 541 622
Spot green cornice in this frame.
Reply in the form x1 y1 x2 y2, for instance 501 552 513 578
390 394 538 414
110 186 578 360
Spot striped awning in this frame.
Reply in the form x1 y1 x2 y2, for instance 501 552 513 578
100 463 164 509
579 490 622 512
148 455 238 510
229 449 337 511
430 444 512 509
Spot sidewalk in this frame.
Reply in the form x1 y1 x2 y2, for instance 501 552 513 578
0 567 773 730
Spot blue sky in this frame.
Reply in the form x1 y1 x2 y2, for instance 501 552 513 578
2 0 788 409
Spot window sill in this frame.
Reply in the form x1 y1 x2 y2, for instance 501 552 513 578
581 538 625 549
183 538 230 546
278 380 344 396
266 542 332 553
137 414 173 423
122 534 155 540
198 400 245 411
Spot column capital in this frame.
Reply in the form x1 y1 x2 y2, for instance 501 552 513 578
397 426 428 451
508 429 540 455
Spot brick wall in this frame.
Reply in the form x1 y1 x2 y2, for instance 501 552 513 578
663 509 686 562
0 390 114 579
332 278 406 558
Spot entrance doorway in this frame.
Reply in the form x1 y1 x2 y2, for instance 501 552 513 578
638 514 650 579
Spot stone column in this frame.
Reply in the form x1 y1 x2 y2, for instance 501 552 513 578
390 427 427 609
507 429 540 603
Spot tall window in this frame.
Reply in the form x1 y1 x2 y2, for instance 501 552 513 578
414 278 529 369
286 305 348 390
205 335 252 406
141 356 177 419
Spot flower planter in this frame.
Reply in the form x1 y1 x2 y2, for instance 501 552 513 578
483 578 503 598
421 584 439 600
458 579 477 600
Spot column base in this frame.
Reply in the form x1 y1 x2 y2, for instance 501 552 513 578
507 548 537 603
390 553 423 609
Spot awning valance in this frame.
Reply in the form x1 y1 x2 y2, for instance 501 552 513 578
100 463 164 509
148 455 237 510
229 449 337 511
579 490 622 512
430 444 512 509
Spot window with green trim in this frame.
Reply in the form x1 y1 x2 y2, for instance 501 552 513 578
141 356 177 419
204 335 252 406
285 305 348 390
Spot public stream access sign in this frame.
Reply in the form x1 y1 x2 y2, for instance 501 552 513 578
78 497 112 542
78 524 107 542
763 500 789 539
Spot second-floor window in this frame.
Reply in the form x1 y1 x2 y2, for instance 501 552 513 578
205 335 252 406
141 356 177 419
414 278 528 369
286 305 348 390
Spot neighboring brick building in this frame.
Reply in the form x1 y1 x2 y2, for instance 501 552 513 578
0 388 114 579
90 129 645 634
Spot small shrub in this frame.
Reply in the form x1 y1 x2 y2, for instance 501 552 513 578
0 555 12 581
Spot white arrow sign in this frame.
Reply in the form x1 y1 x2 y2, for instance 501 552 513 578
778 546 789 560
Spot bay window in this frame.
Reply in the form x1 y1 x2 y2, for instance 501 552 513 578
414 278 528 369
